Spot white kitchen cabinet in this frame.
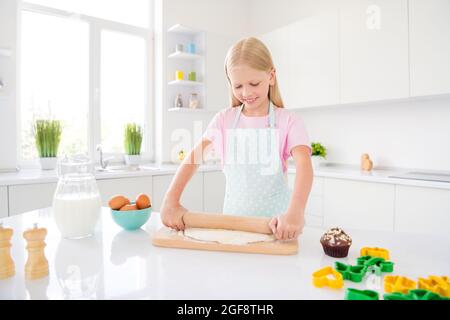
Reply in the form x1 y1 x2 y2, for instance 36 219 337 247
409 0 450 96
304 215 323 228
288 175 324 226
323 178 395 231
394 185 450 237
290 11 340 108
8 183 57 216
96 176 153 207
0 186 8 218
339 0 409 103
152 173 203 212
261 10 339 109
203 171 225 213
260 25 288 102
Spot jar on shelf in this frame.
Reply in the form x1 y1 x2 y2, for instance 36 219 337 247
188 71 196 82
175 43 184 53
187 43 196 54
174 94 183 108
189 93 200 109
175 70 184 81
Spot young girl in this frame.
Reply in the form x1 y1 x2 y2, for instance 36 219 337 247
161 37 313 241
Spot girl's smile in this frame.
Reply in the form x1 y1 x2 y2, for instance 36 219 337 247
228 64 276 116
243 97 258 105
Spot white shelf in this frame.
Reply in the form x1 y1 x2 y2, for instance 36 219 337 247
168 51 203 60
168 80 204 86
0 47 12 57
167 24 207 115
168 108 214 113
167 24 200 35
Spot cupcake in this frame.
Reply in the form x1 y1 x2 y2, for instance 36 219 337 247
320 227 352 258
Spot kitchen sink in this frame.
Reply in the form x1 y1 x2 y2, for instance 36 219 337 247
95 165 161 173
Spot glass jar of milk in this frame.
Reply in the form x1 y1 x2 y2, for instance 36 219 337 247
52 155 101 239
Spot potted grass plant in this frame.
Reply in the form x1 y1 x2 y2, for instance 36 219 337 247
34 120 62 170
311 142 327 170
124 123 143 166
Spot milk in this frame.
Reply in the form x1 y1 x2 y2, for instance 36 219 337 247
53 194 101 239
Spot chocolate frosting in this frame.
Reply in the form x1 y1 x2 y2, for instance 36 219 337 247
320 227 352 247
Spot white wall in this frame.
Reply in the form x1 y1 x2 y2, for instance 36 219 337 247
154 0 251 163
1 0 249 168
2 0 449 172
297 96 450 171
0 0 18 171
249 0 338 35
248 0 450 171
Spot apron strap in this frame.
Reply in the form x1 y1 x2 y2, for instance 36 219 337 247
232 104 244 129
232 101 276 129
268 102 276 128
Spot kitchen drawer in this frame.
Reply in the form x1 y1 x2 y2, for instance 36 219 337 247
323 178 395 231
8 183 57 216
305 194 323 217
96 176 153 207
288 175 323 196
152 173 203 212
305 214 323 228
0 186 8 218
395 185 450 237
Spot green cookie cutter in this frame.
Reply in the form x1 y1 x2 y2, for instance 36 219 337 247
345 288 379 300
357 255 394 275
334 261 367 283
384 289 449 300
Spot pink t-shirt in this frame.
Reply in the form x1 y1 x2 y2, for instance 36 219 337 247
202 107 311 173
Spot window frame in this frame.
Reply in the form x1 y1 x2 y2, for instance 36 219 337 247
17 1 154 168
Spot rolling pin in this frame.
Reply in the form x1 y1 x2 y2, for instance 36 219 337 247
182 212 273 235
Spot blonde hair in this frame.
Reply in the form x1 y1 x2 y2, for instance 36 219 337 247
224 37 284 108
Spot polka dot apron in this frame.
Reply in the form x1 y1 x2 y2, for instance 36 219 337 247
222 101 291 217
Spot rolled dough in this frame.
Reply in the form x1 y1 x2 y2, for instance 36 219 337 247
180 228 275 245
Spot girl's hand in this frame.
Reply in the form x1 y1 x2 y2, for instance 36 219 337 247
268 211 305 240
160 197 188 231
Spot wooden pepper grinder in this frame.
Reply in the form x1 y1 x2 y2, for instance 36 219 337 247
361 153 373 172
0 222 15 279
23 223 49 280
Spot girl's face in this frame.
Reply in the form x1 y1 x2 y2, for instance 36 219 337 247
228 64 276 111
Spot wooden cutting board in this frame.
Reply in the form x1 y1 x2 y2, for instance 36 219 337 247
151 212 298 255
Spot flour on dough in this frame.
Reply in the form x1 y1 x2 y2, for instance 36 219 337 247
180 228 275 245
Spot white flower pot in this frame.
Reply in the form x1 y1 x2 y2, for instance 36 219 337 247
39 157 58 170
124 154 141 166
311 156 325 170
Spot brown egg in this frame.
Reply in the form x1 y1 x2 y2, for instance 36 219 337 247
135 193 151 209
108 195 130 210
120 204 138 211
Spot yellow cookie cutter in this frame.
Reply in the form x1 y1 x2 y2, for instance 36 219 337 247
360 247 390 260
312 266 344 289
384 275 417 294
418 276 450 298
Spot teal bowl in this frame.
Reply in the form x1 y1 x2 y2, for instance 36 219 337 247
111 203 152 230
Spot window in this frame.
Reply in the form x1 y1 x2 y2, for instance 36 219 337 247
101 30 147 153
23 0 150 28
20 11 89 160
20 1 151 163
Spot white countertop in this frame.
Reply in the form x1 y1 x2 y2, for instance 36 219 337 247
288 163 450 190
0 207 449 300
0 163 222 186
1 162 449 190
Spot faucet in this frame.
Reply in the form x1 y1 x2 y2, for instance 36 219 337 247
96 144 112 169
